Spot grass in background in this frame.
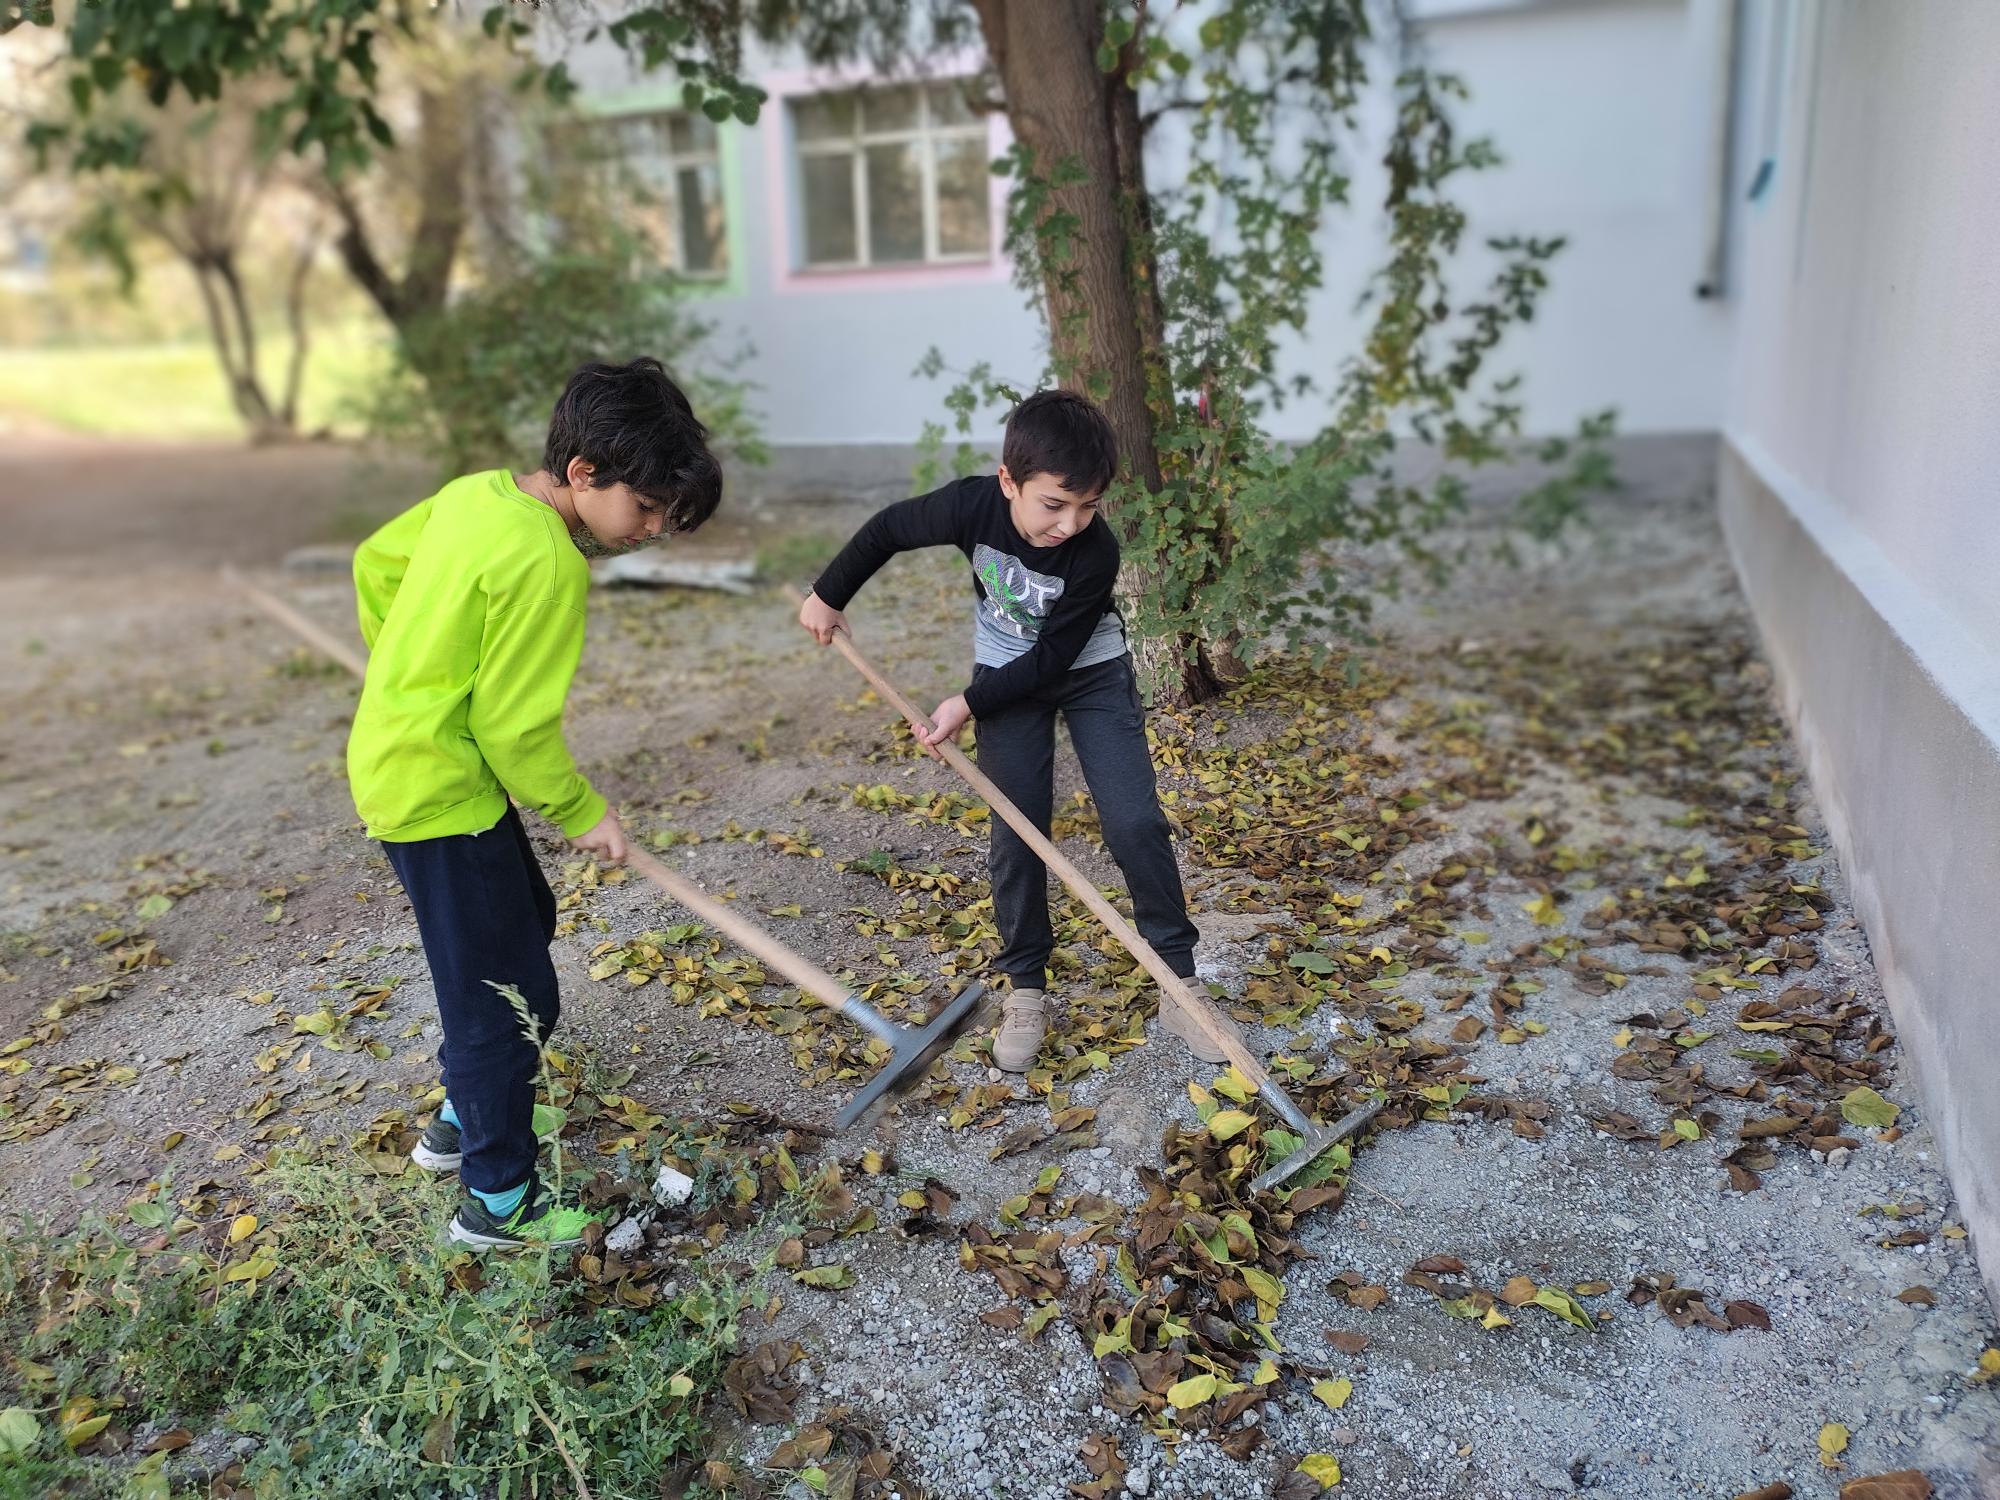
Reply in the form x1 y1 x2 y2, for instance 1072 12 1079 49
0 327 391 440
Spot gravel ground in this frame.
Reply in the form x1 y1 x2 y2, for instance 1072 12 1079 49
1 439 1994 1499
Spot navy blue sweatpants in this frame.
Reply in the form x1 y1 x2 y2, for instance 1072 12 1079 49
383 804 559 1195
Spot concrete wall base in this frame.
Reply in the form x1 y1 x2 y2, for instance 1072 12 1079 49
1720 436 2000 1316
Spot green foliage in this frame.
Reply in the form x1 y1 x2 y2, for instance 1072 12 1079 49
24 1 761 181
0 1155 736 1500
935 0 1618 674
361 238 766 481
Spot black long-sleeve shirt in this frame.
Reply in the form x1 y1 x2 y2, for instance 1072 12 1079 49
812 474 1127 718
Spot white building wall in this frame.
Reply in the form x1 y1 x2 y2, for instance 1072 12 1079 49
1726 0 2000 652
1716 0 2000 1316
1405 0 1734 435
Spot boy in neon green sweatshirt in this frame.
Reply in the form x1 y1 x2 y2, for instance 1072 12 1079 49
348 358 721 1250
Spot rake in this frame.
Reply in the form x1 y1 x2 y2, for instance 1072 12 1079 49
803 603 1383 1192
225 566 983 1130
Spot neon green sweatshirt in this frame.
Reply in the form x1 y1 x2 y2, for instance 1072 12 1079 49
346 469 607 843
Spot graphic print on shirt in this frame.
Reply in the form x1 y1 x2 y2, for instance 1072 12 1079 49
972 543 1065 641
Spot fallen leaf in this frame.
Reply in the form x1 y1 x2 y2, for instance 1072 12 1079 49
1838 1472 1933 1500
1413 1254 1467 1276
0 1408 39 1456
1296 1453 1343 1488
1840 1087 1898 1129
1207 1109 1255 1142
1311 1377 1352 1411
1532 1285 1596 1332
1818 1422 1850 1469
1893 1287 1934 1307
1732 1484 1793 1500
1499 1276 1539 1307
1167 1373 1218 1410
792 1265 854 1290
1725 1300 1772 1331
1325 1330 1370 1356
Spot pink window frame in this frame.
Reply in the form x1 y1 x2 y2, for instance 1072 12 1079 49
762 56 1016 293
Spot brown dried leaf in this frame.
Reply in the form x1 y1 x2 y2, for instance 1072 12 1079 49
1499 1276 1540 1307
1413 1254 1468 1276
1894 1286 1935 1307
1324 1330 1370 1356
1724 1299 1772 1331
1838 1472 1933 1500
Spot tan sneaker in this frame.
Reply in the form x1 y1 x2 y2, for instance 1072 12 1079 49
1156 990 1229 1065
992 988 1048 1073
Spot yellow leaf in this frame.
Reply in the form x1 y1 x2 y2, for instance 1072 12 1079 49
1817 1422 1849 1468
160 1131 185 1152
1522 893 1563 927
1974 1348 2000 1383
1312 1377 1352 1411
1481 1305 1513 1330
1297 1454 1343 1488
228 1214 258 1243
667 1374 694 1398
1207 1109 1255 1142
1241 1265 1285 1316
63 1414 112 1451
1613 1027 1633 1048
1166 1373 1218 1410
860 1149 885 1175
1252 1359 1279 1386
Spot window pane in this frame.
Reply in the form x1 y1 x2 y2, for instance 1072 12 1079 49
864 142 924 263
934 136 991 256
677 163 726 274
863 84 921 133
802 151 857 263
928 81 977 126
794 91 856 142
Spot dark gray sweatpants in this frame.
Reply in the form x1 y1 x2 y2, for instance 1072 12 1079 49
972 653 1200 989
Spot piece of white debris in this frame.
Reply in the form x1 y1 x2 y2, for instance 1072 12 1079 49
604 1215 646 1255
654 1164 695 1206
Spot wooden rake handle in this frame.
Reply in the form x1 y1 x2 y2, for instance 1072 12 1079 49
226 567 860 1013
798 591 1275 1087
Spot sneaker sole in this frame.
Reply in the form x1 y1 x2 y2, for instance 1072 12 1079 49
446 1220 588 1252
410 1143 462 1173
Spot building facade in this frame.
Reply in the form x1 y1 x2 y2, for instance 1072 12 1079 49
550 0 1736 490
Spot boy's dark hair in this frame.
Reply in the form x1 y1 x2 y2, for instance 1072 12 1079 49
1002 389 1120 498
542 357 723 532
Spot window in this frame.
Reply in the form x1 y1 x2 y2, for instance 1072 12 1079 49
550 110 728 277
792 82 991 269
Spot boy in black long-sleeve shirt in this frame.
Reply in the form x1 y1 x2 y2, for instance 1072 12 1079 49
799 390 1223 1073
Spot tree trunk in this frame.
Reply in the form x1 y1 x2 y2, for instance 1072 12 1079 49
188 254 286 442
325 84 468 389
279 228 320 429
971 0 1231 704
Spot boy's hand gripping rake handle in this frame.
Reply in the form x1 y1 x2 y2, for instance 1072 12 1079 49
226 567 981 1130
802 598 1382 1189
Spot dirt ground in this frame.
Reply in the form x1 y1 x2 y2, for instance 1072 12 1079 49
1 437 1996 1500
